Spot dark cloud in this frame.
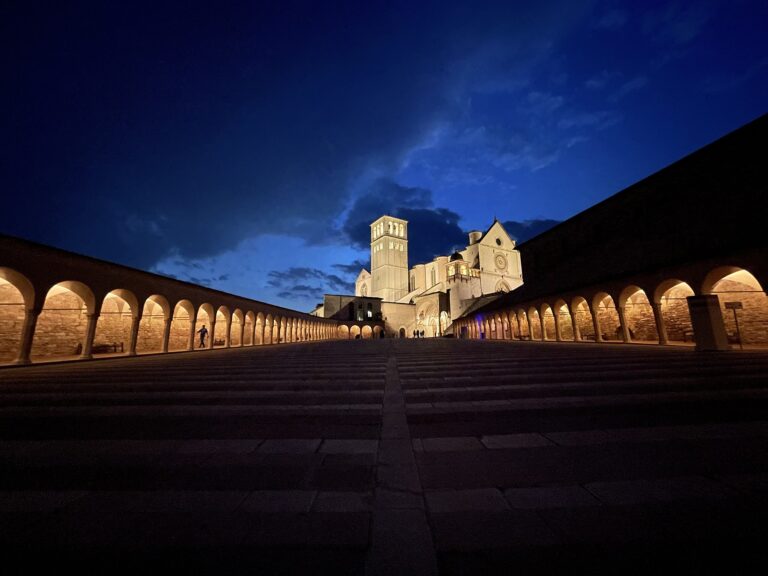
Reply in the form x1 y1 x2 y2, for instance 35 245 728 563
502 219 561 243
332 260 370 275
268 267 354 296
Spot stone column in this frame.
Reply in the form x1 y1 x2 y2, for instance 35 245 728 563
651 302 668 345
81 312 100 359
686 295 729 351
515 315 522 340
208 319 216 349
570 307 582 342
225 320 231 348
161 317 172 353
591 305 603 342
187 311 197 351
128 314 141 356
239 321 245 347
554 311 563 342
617 306 631 343
15 308 40 365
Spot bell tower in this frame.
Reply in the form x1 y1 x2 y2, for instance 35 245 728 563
370 215 409 302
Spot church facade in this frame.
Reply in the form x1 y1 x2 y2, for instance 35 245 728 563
317 215 523 337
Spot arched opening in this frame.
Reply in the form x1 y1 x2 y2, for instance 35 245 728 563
195 304 214 349
0 269 34 363
373 325 384 338
32 281 94 360
94 289 137 355
501 315 510 339
572 297 595 341
593 293 620 341
270 316 280 344
655 280 695 344
488 315 498 339
507 311 517 339
230 309 244 347
279 317 287 343
136 295 169 354
554 300 574 341
440 311 450 336
361 325 373 339
541 305 556 340
168 300 194 351
517 310 530 339
399 327 406 338
338 324 350 339
244 312 255 346
619 286 658 343
263 314 273 345
350 325 361 339
705 268 768 346
528 308 542 340
213 307 230 347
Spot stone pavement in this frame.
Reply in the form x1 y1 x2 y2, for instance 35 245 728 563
1 339 767 574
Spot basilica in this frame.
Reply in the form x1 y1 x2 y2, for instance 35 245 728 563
314 215 523 337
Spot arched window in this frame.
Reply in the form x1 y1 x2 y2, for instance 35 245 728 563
361 283 368 297
431 269 436 286
367 303 373 318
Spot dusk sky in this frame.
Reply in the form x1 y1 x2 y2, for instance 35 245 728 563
2 1 766 311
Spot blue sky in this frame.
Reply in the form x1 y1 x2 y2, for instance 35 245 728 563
2 1 766 310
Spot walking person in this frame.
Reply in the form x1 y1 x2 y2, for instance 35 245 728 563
197 324 208 348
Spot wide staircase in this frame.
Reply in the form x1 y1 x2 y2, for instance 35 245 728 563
0 339 767 574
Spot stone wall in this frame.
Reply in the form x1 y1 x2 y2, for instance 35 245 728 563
31 291 88 358
624 293 658 342
715 279 768 344
0 282 24 361
596 300 621 341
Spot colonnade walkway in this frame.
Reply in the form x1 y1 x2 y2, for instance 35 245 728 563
1 340 767 573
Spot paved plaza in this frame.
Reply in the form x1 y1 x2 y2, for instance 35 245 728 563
1 339 767 574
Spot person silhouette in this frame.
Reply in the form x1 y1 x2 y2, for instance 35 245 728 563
197 324 208 348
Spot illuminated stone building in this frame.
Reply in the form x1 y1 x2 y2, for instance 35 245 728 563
346 216 523 337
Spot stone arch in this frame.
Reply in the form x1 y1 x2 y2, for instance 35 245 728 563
0 268 34 363
440 311 450 336
516 309 530 339
553 299 574 341
655 279 695 343
593 292 620 341
338 324 349 339
506 311 517 339
540 304 556 341
500 313 510 339
136 295 170 354
169 299 194 351
263 314 272 345
571 297 595 341
230 309 244 347
350 325 361 339
272 316 281 344
94 289 138 356
496 279 511 293
705 267 768 345
213 306 230 347
362 325 373 339
244 311 255 346
619 285 658 343
528 307 542 340
399 327 406 338
32 281 95 360
196 303 214 349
